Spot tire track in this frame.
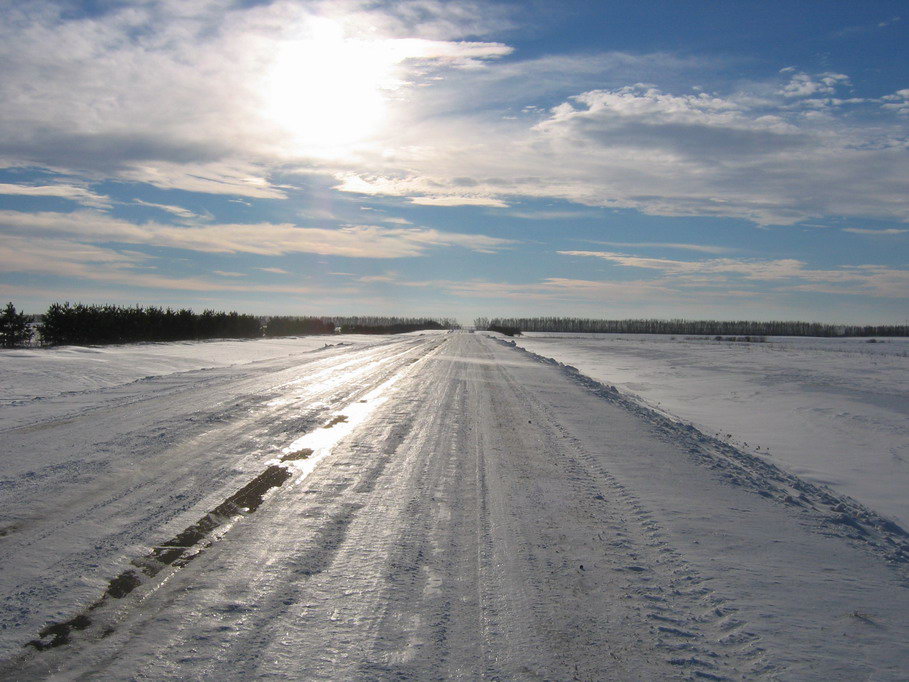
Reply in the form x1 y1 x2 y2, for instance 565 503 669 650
482 337 774 679
495 337 909 570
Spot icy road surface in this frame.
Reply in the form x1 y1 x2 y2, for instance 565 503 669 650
1 332 907 679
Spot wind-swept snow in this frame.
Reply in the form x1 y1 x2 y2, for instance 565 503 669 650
0 334 442 658
0 332 906 679
0 335 398 410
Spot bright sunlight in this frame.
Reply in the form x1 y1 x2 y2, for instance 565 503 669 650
262 19 400 154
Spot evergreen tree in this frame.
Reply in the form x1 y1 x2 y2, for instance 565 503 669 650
0 302 32 348
37 302 264 346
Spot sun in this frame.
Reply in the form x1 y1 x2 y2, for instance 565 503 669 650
262 20 398 155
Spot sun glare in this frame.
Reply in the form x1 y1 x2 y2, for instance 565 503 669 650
263 20 398 154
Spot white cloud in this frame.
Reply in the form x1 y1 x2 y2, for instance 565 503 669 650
842 227 908 235
409 195 509 208
558 250 909 298
358 271 398 283
778 72 850 98
832 16 901 38
0 209 512 258
400 276 676 301
881 89 909 116
0 2 906 230
0 182 110 208
119 162 288 200
0 0 512 196
0 234 324 293
335 76 909 226
538 86 752 131
133 199 204 221
0 235 283 292
334 174 509 208
589 241 732 254
560 250 806 278
505 209 597 220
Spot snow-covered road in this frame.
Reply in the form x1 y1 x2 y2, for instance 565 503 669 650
1 332 907 679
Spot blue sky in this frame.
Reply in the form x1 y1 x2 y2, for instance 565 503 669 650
0 0 907 323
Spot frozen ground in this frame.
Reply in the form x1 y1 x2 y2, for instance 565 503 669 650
507 332 909 529
0 332 906 679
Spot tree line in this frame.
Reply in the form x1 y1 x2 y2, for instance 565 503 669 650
264 316 336 337
0 302 458 347
474 317 909 337
329 316 459 334
39 303 263 345
264 316 457 336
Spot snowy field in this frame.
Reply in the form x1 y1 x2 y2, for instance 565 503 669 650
507 332 909 528
0 335 384 410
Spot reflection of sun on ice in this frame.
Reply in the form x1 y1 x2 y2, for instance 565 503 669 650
263 20 398 153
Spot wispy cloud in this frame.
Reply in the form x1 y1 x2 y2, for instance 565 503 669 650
0 2 906 318
831 15 901 38
0 182 110 208
409 195 509 208
401 276 676 301
0 209 512 258
0 236 314 293
506 210 598 220
133 199 205 222
336 75 909 226
2 3 907 227
0 1 512 196
842 227 908 235
118 162 287 200
337 175 509 207
358 272 398 283
589 241 732 254
559 250 909 297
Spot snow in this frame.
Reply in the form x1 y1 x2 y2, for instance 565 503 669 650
0 335 380 408
506 332 909 528
0 333 441 659
0 331 906 678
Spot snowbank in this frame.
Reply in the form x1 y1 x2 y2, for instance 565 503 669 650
504 333 909 528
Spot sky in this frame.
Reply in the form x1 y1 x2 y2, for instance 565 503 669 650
0 0 907 323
